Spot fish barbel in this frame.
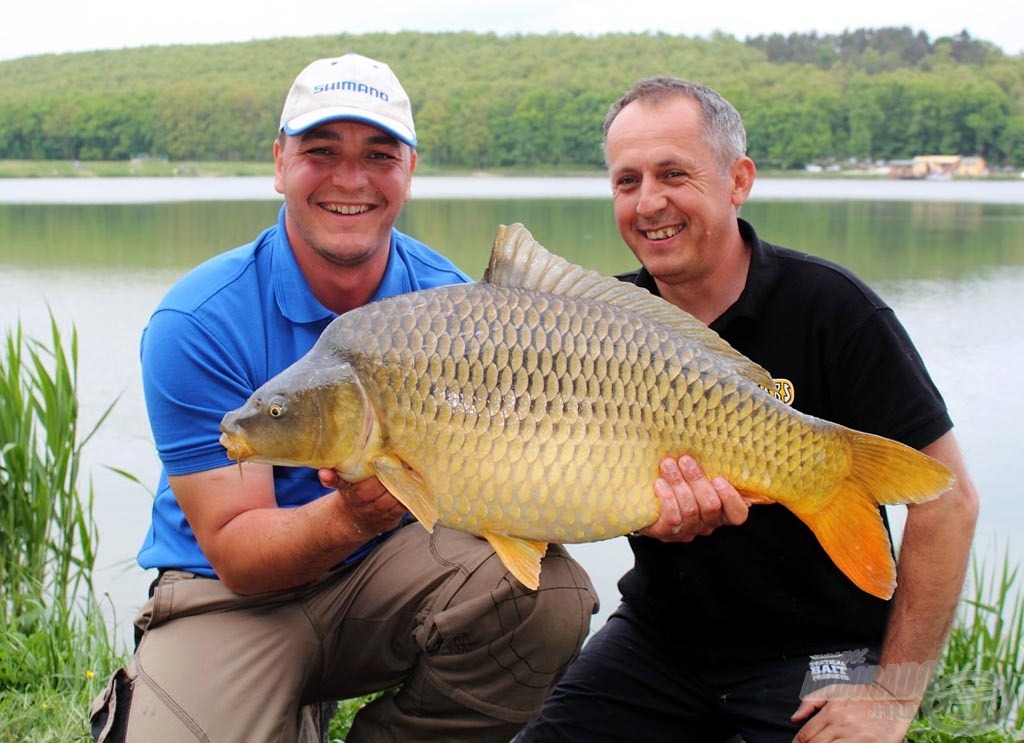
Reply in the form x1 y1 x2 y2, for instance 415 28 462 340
220 223 954 599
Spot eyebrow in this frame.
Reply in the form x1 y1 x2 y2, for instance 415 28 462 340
299 126 401 148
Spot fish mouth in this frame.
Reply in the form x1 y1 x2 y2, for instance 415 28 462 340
643 224 684 241
219 432 255 462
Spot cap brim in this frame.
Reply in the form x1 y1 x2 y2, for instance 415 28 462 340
282 108 417 147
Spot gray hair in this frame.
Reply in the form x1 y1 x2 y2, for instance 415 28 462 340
602 76 747 171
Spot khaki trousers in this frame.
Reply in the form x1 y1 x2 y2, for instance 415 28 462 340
90 524 597 743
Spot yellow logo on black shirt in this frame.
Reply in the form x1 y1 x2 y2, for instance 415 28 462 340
772 379 795 405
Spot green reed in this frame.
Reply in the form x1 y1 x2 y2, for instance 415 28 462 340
0 318 122 698
908 548 1024 740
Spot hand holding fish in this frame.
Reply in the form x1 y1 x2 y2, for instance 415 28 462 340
318 470 407 538
639 455 749 542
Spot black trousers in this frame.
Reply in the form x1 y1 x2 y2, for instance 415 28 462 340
517 602 881 743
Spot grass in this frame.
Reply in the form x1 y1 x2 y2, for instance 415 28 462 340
1 318 1023 740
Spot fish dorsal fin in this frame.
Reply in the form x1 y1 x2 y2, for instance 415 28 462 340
484 223 775 390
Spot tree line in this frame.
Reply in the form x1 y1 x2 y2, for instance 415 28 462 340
1 29 1022 170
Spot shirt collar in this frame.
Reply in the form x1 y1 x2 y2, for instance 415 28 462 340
710 218 779 333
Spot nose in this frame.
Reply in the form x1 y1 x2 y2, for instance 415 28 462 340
635 178 666 216
330 158 370 189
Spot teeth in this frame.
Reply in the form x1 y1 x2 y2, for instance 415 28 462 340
324 204 370 215
645 225 683 240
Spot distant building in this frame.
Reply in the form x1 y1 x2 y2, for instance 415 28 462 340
889 155 988 179
888 159 921 179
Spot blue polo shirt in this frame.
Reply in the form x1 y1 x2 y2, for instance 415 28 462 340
137 206 471 576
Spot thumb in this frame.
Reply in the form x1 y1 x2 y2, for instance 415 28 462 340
318 468 341 489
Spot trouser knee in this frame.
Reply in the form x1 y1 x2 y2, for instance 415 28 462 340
414 543 598 722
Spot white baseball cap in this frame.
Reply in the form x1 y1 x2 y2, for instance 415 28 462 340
279 53 417 147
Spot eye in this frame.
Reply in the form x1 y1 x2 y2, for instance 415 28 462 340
268 399 287 418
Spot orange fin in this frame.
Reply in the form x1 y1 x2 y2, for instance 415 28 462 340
480 531 548 590
370 454 439 531
790 432 955 599
846 433 955 505
792 485 897 599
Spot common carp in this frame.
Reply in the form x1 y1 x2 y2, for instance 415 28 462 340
220 223 954 599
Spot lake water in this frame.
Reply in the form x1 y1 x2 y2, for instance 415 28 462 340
1 176 1023 646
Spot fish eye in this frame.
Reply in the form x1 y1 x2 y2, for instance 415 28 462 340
267 398 287 418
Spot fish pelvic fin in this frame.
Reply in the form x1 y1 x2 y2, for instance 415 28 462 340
790 432 955 600
484 223 774 391
370 454 439 532
481 531 548 591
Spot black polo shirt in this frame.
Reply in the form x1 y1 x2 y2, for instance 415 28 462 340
616 219 953 649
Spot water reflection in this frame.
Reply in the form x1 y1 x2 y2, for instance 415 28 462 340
4 198 1024 282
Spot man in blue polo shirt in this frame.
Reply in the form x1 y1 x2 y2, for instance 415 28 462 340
90 53 597 743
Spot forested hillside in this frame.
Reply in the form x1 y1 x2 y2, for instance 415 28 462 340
1 28 1022 169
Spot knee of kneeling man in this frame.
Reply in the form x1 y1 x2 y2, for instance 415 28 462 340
512 548 599 652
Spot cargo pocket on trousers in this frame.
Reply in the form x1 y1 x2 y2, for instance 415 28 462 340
90 667 133 742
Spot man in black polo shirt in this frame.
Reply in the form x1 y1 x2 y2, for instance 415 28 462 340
518 77 979 742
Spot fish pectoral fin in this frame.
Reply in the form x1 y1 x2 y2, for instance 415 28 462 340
480 531 548 591
370 454 439 532
790 483 896 601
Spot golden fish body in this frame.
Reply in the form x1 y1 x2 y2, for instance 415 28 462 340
220 224 954 598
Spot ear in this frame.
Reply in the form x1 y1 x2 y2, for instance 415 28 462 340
273 137 286 196
404 148 418 203
729 156 757 207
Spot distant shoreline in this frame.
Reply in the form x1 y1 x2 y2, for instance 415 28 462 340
2 175 1023 206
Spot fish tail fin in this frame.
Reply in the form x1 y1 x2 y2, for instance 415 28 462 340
845 432 955 506
792 432 955 600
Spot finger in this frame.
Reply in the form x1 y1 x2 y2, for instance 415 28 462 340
318 468 341 489
661 457 701 519
713 478 749 526
678 456 724 531
652 476 685 533
790 697 825 723
346 479 377 501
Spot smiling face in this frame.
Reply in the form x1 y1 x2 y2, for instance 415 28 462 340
273 119 417 271
605 96 754 296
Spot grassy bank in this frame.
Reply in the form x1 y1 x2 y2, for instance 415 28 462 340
1 319 1021 741
5 159 1021 182
0 159 277 178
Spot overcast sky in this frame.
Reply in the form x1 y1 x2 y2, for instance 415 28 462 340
2 0 1020 62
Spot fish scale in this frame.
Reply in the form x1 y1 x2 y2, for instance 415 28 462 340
220 223 955 598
